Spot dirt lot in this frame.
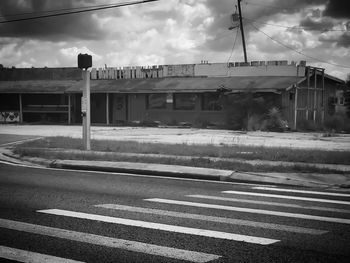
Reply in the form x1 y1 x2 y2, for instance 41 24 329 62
1 125 350 151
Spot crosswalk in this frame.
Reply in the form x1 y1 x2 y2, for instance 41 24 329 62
1 185 350 262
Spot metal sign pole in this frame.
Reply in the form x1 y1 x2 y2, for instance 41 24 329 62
78 53 92 151
82 69 91 150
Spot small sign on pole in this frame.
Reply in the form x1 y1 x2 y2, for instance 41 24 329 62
81 97 87 113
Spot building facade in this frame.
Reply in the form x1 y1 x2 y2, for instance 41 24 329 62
0 61 345 129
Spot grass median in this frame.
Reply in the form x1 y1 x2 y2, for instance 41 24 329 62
13 136 350 174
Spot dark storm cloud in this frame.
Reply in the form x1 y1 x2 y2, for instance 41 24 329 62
336 33 350 47
323 0 350 18
0 0 109 41
202 0 350 53
300 16 334 31
319 32 350 48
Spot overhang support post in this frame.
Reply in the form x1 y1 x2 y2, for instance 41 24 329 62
306 67 310 120
313 68 317 123
68 94 71 125
19 93 23 123
106 93 110 125
294 85 298 130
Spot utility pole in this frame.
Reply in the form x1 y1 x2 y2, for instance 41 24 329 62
237 0 248 63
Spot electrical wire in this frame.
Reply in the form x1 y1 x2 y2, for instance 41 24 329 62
250 23 350 69
242 1 300 12
245 18 348 32
227 26 239 63
0 0 159 24
0 2 126 19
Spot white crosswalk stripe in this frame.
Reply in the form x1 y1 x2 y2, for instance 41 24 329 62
145 198 350 224
251 187 350 197
95 203 327 235
37 209 280 245
0 245 85 263
0 218 220 263
3 184 350 262
186 194 350 213
222 190 350 205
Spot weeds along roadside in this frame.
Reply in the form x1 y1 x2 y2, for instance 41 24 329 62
11 136 350 174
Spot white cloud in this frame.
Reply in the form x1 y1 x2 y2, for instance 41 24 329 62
60 46 101 60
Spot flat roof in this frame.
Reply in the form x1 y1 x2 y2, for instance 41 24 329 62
0 76 305 94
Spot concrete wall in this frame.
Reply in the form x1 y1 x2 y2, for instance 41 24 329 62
195 62 305 77
90 61 306 80
0 67 82 81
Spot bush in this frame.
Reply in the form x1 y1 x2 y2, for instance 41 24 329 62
324 113 350 133
247 114 263 131
225 93 280 130
265 107 289 132
297 119 321 131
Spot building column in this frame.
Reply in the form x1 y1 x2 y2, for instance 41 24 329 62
293 86 298 130
19 93 23 123
106 93 110 125
68 94 71 124
313 69 317 123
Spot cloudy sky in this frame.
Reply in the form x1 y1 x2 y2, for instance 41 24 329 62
0 0 349 79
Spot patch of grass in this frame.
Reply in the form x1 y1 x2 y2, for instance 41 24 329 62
14 147 345 174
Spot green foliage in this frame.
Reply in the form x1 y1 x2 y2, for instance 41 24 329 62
265 107 289 132
225 92 280 130
324 113 350 133
297 119 321 132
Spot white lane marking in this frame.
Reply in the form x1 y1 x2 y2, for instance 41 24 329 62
145 198 350 225
37 209 279 245
0 245 84 263
0 218 220 263
222 190 350 205
0 160 264 187
252 187 350 197
187 194 350 213
96 203 327 235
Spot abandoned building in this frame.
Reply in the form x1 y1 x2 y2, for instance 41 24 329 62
0 60 346 130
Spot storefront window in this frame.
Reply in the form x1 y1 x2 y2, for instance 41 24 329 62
173 93 196 110
202 93 222 111
146 93 167 109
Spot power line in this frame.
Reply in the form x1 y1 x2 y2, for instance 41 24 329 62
227 26 239 63
0 0 159 24
250 23 350 69
0 2 123 19
245 18 348 32
242 1 299 11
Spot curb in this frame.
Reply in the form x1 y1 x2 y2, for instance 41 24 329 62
2 152 349 189
14 147 350 173
50 159 232 181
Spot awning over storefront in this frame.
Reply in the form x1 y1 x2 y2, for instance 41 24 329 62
0 76 305 94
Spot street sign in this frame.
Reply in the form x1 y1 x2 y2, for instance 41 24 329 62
81 97 87 113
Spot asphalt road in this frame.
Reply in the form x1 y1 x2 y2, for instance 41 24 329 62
0 162 350 263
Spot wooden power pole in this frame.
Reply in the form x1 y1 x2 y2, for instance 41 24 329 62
237 0 248 63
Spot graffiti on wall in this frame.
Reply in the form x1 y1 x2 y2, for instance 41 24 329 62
0 111 20 123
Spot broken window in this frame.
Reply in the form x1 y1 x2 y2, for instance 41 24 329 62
146 93 167 109
173 93 196 110
202 93 222 111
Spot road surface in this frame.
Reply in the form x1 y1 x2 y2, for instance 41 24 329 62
0 162 350 262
